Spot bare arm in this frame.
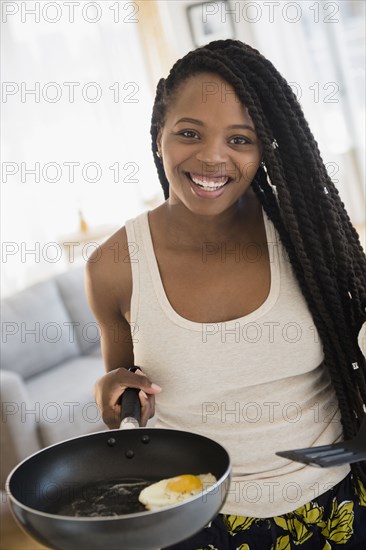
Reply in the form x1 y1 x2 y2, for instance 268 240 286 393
85 229 161 428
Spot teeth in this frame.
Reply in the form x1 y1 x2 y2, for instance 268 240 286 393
198 185 224 191
189 173 230 190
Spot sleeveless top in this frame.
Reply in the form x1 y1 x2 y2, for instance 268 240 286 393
124 207 350 517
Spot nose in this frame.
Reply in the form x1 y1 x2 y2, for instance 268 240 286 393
195 138 227 165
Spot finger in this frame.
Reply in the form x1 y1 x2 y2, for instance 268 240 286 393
139 391 156 426
94 375 125 429
95 368 161 429
98 370 153 412
103 392 153 429
107 391 151 428
118 369 162 395
102 405 122 430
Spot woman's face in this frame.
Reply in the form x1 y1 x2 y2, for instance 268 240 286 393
157 72 262 216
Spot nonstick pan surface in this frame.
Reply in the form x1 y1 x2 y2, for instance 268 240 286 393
7 426 231 550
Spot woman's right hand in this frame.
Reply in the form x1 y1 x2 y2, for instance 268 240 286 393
94 367 162 429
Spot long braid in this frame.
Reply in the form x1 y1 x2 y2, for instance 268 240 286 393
150 39 366 487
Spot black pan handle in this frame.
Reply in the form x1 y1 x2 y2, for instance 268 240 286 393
119 367 141 429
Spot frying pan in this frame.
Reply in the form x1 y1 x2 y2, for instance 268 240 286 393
6 380 231 550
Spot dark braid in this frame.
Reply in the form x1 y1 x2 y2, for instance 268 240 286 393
150 39 366 487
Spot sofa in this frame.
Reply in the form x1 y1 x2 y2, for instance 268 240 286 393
0 265 106 487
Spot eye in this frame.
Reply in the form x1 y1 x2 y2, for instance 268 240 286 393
229 136 251 145
177 130 199 139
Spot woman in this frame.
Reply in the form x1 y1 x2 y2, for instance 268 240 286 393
87 39 366 549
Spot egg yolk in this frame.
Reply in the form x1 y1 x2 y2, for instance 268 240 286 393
167 475 203 494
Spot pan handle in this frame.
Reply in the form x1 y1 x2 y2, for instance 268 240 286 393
119 367 141 429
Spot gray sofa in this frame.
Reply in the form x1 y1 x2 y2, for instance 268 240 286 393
0 266 106 487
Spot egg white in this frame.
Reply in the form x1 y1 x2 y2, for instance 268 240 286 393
138 473 217 510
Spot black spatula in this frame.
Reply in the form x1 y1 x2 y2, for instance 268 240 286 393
275 415 366 467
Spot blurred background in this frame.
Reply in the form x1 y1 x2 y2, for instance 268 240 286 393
2 0 365 297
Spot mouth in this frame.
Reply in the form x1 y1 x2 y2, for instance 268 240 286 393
185 172 233 192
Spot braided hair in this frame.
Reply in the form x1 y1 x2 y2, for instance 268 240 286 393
150 39 366 487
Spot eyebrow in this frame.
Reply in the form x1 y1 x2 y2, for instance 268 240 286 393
174 117 256 133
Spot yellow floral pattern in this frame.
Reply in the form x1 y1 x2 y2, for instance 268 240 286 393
222 514 256 535
272 501 324 547
355 478 366 507
196 476 365 550
320 498 354 544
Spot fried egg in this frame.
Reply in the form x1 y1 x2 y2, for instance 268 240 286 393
138 473 217 510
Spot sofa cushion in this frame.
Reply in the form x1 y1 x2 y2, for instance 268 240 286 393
55 266 101 355
27 356 106 447
1 280 80 380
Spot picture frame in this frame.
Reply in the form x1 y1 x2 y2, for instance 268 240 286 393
186 1 235 48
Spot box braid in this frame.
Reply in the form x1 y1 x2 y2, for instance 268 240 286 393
150 39 366 486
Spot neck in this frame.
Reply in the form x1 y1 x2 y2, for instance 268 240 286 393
159 189 261 249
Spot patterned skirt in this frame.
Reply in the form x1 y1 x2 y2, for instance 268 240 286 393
164 471 366 550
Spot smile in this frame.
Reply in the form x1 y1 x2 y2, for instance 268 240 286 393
185 172 233 191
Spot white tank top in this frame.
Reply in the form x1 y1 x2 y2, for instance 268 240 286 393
125 207 350 517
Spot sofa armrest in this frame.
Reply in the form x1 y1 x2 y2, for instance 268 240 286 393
0 370 42 488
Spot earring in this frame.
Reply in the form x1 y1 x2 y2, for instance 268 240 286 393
156 150 161 158
260 161 265 168
271 139 279 149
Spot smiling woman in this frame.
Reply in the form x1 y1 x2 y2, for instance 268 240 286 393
89 39 366 549
155 72 262 210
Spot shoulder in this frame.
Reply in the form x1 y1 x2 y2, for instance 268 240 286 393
86 225 132 319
